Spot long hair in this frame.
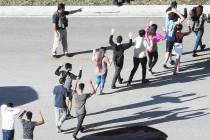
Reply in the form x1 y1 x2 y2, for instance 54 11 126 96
96 48 105 70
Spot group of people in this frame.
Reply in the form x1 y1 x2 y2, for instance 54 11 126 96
1 1 210 140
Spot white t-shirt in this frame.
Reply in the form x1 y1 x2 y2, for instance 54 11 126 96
133 36 147 58
1 104 21 130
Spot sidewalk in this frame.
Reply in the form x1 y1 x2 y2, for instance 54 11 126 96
0 5 210 17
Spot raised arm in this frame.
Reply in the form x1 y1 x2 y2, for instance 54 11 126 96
92 49 96 61
35 111 45 126
77 68 82 79
18 110 26 120
68 8 82 14
156 27 167 42
89 80 96 95
109 28 115 46
55 64 63 76
122 32 133 50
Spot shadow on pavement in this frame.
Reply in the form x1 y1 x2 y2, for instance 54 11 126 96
80 125 167 140
0 86 39 106
87 91 206 116
111 57 210 93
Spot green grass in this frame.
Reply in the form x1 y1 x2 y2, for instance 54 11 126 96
0 0 210 6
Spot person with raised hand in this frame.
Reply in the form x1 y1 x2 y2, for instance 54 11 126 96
72 79 96 140
173 20 192 75
18 110 45 140
109 28 133 89
92 47 112 94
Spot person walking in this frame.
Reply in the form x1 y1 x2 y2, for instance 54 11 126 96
55 63 82 119
1 103 21 140
72 79 96 140
127 29 149 86
18 110 45 140
92 47 112 94
191 5 210 57
173 21 192 75
109 28 133 89
52 3 82 56
53 78 69 133
145 21 167 74
163 8 185 69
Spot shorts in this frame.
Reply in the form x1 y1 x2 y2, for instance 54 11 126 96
173 43 183 56
166 41 174 53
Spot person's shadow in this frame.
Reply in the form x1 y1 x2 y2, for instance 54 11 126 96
0 86 39 106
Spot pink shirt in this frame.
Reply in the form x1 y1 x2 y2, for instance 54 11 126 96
145 26 166 52
94 54 110 75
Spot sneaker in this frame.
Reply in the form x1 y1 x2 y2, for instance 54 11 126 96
170 60 175 65
127 82 131 86
73 136 79 140
119 78 123 84
192 53 199 57
142 79 150 84
163 64 169 69
148 68 154 75
64 51 68 56
111 85 116 89
52 51 56 56
66 114 74 119
201 44 206 51
57 127 63 133
80 127 85 133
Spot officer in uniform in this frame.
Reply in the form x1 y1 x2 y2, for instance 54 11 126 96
52 3 82 56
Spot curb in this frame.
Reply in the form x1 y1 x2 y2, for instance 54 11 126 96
0 5 210 17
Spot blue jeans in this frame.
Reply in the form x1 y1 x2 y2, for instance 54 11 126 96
193 30 204 53
2 130 14 140
96 72 107 90
54 107 67 128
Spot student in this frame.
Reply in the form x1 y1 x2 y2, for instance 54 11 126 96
191 5 210 57
72 79 96 140
163 8 185 69
109 28 133 89
92 47 112 94
1 103 21 140
145 21 167 74
165 1 187 64
55 63 82 118
127 29 149 86
173 21 192 75
52 3 82 56
53 78 68 133
18 110 45 140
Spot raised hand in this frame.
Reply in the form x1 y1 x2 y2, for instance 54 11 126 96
129 32 133 39
111 28 115 35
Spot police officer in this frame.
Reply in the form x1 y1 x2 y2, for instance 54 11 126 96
52 3 82 56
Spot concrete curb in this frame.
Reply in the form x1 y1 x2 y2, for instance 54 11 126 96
0 5 210 17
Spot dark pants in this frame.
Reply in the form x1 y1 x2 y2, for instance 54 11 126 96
148 51 158 70
73 113 86 137
112 61 123 87
128 57 147 83
193 30 204 53
2 130 14 140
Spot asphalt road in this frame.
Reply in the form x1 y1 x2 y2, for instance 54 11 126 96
0 17 210 140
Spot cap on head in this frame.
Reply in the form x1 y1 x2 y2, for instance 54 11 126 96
58 3 65 10
116 35 123 43
138 29 145 37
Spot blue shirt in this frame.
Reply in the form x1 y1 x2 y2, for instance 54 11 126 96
166 20 176 41
53 85 67 108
